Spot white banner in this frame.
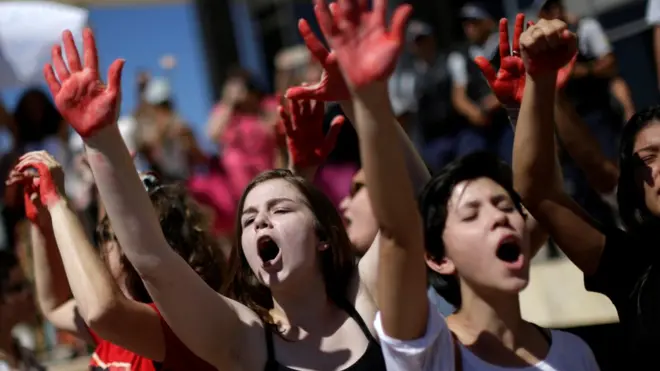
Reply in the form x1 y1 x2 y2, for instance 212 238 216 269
0 1 88 89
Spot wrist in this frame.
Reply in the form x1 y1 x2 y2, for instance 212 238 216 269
45 197 68 212
83 124 122 151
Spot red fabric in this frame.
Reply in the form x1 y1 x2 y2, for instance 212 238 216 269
88 304 214 371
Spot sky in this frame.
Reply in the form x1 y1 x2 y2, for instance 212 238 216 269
1 2 215 150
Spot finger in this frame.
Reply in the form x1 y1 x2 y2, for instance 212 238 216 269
299 19 329 63
527 20 535 28
314 0 338 37
474 56 497 87
52 44 70 82
337 0 358 27
391 4 413 45
329 3 348 32
311 99 325 120
285 85 318 100
512 13 525 55
499 18 510 60
290 99 301 128
43 64 61 96
83 28 100 74
278 106 295 135
62 30 82 73
321 115 345 157
107 59 125 93
300 99 311 118
373 0 387 26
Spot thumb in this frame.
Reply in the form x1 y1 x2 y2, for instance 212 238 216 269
391 4 413 45
107 59 125 93
321 115 345 157
474 56 497 87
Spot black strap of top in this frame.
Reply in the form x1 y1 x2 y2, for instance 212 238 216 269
337 298 378 343
264 324 278 370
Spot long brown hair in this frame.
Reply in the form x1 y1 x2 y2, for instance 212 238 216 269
227 169 355 327
96 176 228 302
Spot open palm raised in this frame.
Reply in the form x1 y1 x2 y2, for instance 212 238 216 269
44 28 125 138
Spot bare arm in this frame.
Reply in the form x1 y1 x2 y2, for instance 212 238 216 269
514 73 606 275
554 92 620 194
353 83 427 340
609 76 636 121
206 104 234 142
45 199 165 359
29 223 80 334
451 85 488 127
85 126 262 368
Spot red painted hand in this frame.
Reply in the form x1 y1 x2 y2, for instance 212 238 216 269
285 19 350 102
314 0 412 89
14 152 65 208
280 99 344 168
44 28 125 139
475 14 578 106
520 18 577 78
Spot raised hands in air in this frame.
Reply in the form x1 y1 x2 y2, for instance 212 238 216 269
44 28 124 138
314 0 412 89
279 99 344 169
475 14 576 106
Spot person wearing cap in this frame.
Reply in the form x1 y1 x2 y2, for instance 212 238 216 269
446 3 514 163
393 20 484 172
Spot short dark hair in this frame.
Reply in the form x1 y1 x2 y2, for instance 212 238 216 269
418 152 524 307
96 174 228 302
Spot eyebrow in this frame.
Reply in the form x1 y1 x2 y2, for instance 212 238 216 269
636 144 660 154
242 197 295 216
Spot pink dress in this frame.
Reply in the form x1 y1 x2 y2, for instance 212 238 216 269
188 101 276 234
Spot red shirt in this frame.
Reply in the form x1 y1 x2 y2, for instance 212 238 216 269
88 304 215 371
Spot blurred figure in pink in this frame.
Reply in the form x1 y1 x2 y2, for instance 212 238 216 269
188 68 277 236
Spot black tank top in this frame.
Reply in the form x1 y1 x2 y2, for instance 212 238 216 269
263 300 386 371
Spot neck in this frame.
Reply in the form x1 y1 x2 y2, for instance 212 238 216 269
454 288 525 349
270 271 334 334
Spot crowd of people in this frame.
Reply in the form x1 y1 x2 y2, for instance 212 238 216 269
0 0 657 369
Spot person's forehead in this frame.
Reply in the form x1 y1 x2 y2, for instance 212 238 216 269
634 122 660 152
244 179 302 206
449 178 507 204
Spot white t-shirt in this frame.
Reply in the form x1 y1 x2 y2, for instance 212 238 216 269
647 0 660 25
374 305 600 371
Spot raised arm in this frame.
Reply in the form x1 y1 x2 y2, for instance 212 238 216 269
43 29 263 368
14 152 170 358
316 0 426 340
284 16 430 307
514 19 606 275
11 175 81 337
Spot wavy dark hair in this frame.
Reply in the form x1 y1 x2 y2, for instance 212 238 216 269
617 106 660 239
418 152 525 308
95 173 228 302
226 169 355 330
13 88 62 144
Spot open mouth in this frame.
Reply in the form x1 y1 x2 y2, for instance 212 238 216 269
496 240 522 263
257 236 281 264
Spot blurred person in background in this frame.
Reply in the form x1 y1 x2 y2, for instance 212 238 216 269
135 78 191 182
399 19 486 172
447 2 515 164
0 250 42 370
648 0 660 92
188 68 276 236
